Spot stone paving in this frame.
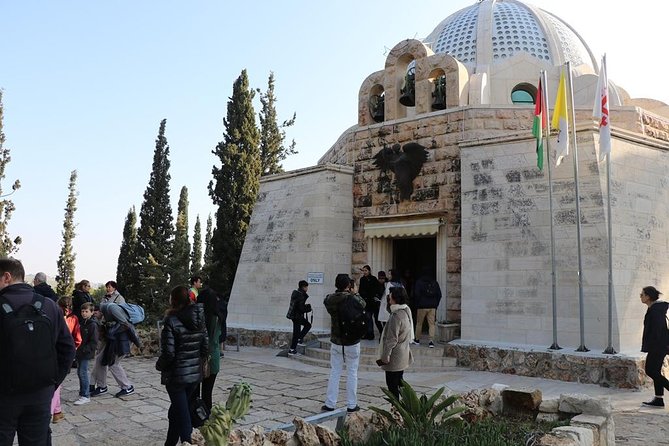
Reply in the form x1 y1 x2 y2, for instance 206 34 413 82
43 343 669 445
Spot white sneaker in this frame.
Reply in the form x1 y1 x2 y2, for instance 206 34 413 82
74 396 90 405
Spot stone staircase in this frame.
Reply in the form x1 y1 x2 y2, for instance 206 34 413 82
292 336 457 372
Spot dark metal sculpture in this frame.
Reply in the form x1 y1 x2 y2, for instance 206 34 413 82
372 142 429 200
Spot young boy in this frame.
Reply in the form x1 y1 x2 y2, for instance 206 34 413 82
74 302 99 405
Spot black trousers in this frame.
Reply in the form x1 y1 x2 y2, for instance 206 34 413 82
365 309 375 339
0 399 51 446
385 370 404 400
290 317 311 350
196 373 218 412
373 303 384 337
165 382 198 446
645 351 669 396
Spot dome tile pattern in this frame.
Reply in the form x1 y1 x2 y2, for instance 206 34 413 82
424 0 594 70
491 2 550 61
431 6 478 64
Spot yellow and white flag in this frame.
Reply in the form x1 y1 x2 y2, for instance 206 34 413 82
551 69 569 166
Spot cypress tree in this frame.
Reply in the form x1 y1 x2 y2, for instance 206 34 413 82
170 186 190 287
116 206 140 298
208 69 261 294
190 214 203 276
56 170 77 296
137 119 174 310
258 72 297 176
0 91 21 256
203 214 213 273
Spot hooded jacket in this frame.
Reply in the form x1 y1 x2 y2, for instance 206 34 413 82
156 303 209 385
324 290 365 346
286 289 309 320
642 300 669 353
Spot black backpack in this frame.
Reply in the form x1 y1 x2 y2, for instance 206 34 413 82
0 293 58 394
338 295 367 344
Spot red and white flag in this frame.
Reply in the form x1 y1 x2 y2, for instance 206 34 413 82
593 55 611 161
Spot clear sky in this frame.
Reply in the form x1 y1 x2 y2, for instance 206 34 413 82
1 1 667 284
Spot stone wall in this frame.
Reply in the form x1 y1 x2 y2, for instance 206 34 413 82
445 341 661 389
228 164 354 332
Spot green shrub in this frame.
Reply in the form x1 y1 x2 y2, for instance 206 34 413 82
339 417 567 446
369 381 464 431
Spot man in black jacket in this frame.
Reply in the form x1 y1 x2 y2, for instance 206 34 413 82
413 268 442 348
0 258 75 445
358 265 381 340
33 271 58 302
286 280 311 355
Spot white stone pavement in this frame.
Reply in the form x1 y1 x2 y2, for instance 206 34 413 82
41 344 669 445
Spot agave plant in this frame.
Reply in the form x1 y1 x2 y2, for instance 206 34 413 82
370 381 464 431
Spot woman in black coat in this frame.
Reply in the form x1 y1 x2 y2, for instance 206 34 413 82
640 285 669 407
72 279 93 323
156 286 209 446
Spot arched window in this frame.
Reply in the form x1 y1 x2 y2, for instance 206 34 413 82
511 83 537 104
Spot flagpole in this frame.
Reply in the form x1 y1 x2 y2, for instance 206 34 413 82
542 69 561 350
566 61 589 352
601 54 616 355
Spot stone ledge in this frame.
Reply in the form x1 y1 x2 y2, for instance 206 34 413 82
445 341 650 389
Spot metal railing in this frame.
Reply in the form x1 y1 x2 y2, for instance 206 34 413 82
274 408 347 432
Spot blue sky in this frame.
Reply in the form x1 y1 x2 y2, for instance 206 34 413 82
1 1 666 284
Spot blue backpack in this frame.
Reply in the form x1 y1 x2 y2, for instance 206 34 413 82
119 303 145 325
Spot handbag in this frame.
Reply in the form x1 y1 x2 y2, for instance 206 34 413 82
190 397 210 428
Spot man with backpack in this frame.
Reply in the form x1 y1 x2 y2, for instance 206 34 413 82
322 274 366 413
90 302 141 398
412 267 442 348
0 258 76 445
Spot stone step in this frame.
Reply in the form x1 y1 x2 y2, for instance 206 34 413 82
292 336 457 370
291 352 455 372
318 338 449 357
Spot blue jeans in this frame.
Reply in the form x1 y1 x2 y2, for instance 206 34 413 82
165 382 197 446
77 359 90 397
0 399 51 446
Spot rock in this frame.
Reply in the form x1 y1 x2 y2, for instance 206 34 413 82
228 425 265 446
534 432 580 446
539 398 559 413
558 394 612 416
536 412 561 423
501 388 542 417
191 429 206 446
478 388 502 415
265 429 299 446
551 426 594 445
314 424 340 446
344 412 371 443
293 418 320 446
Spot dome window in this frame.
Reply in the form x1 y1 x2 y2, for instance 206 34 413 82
511 83 537 105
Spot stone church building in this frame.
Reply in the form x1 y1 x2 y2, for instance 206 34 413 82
228 0 669 385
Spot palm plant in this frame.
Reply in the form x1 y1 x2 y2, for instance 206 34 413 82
370 382 464 431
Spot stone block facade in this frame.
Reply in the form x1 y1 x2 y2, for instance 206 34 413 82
228 165 353 332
